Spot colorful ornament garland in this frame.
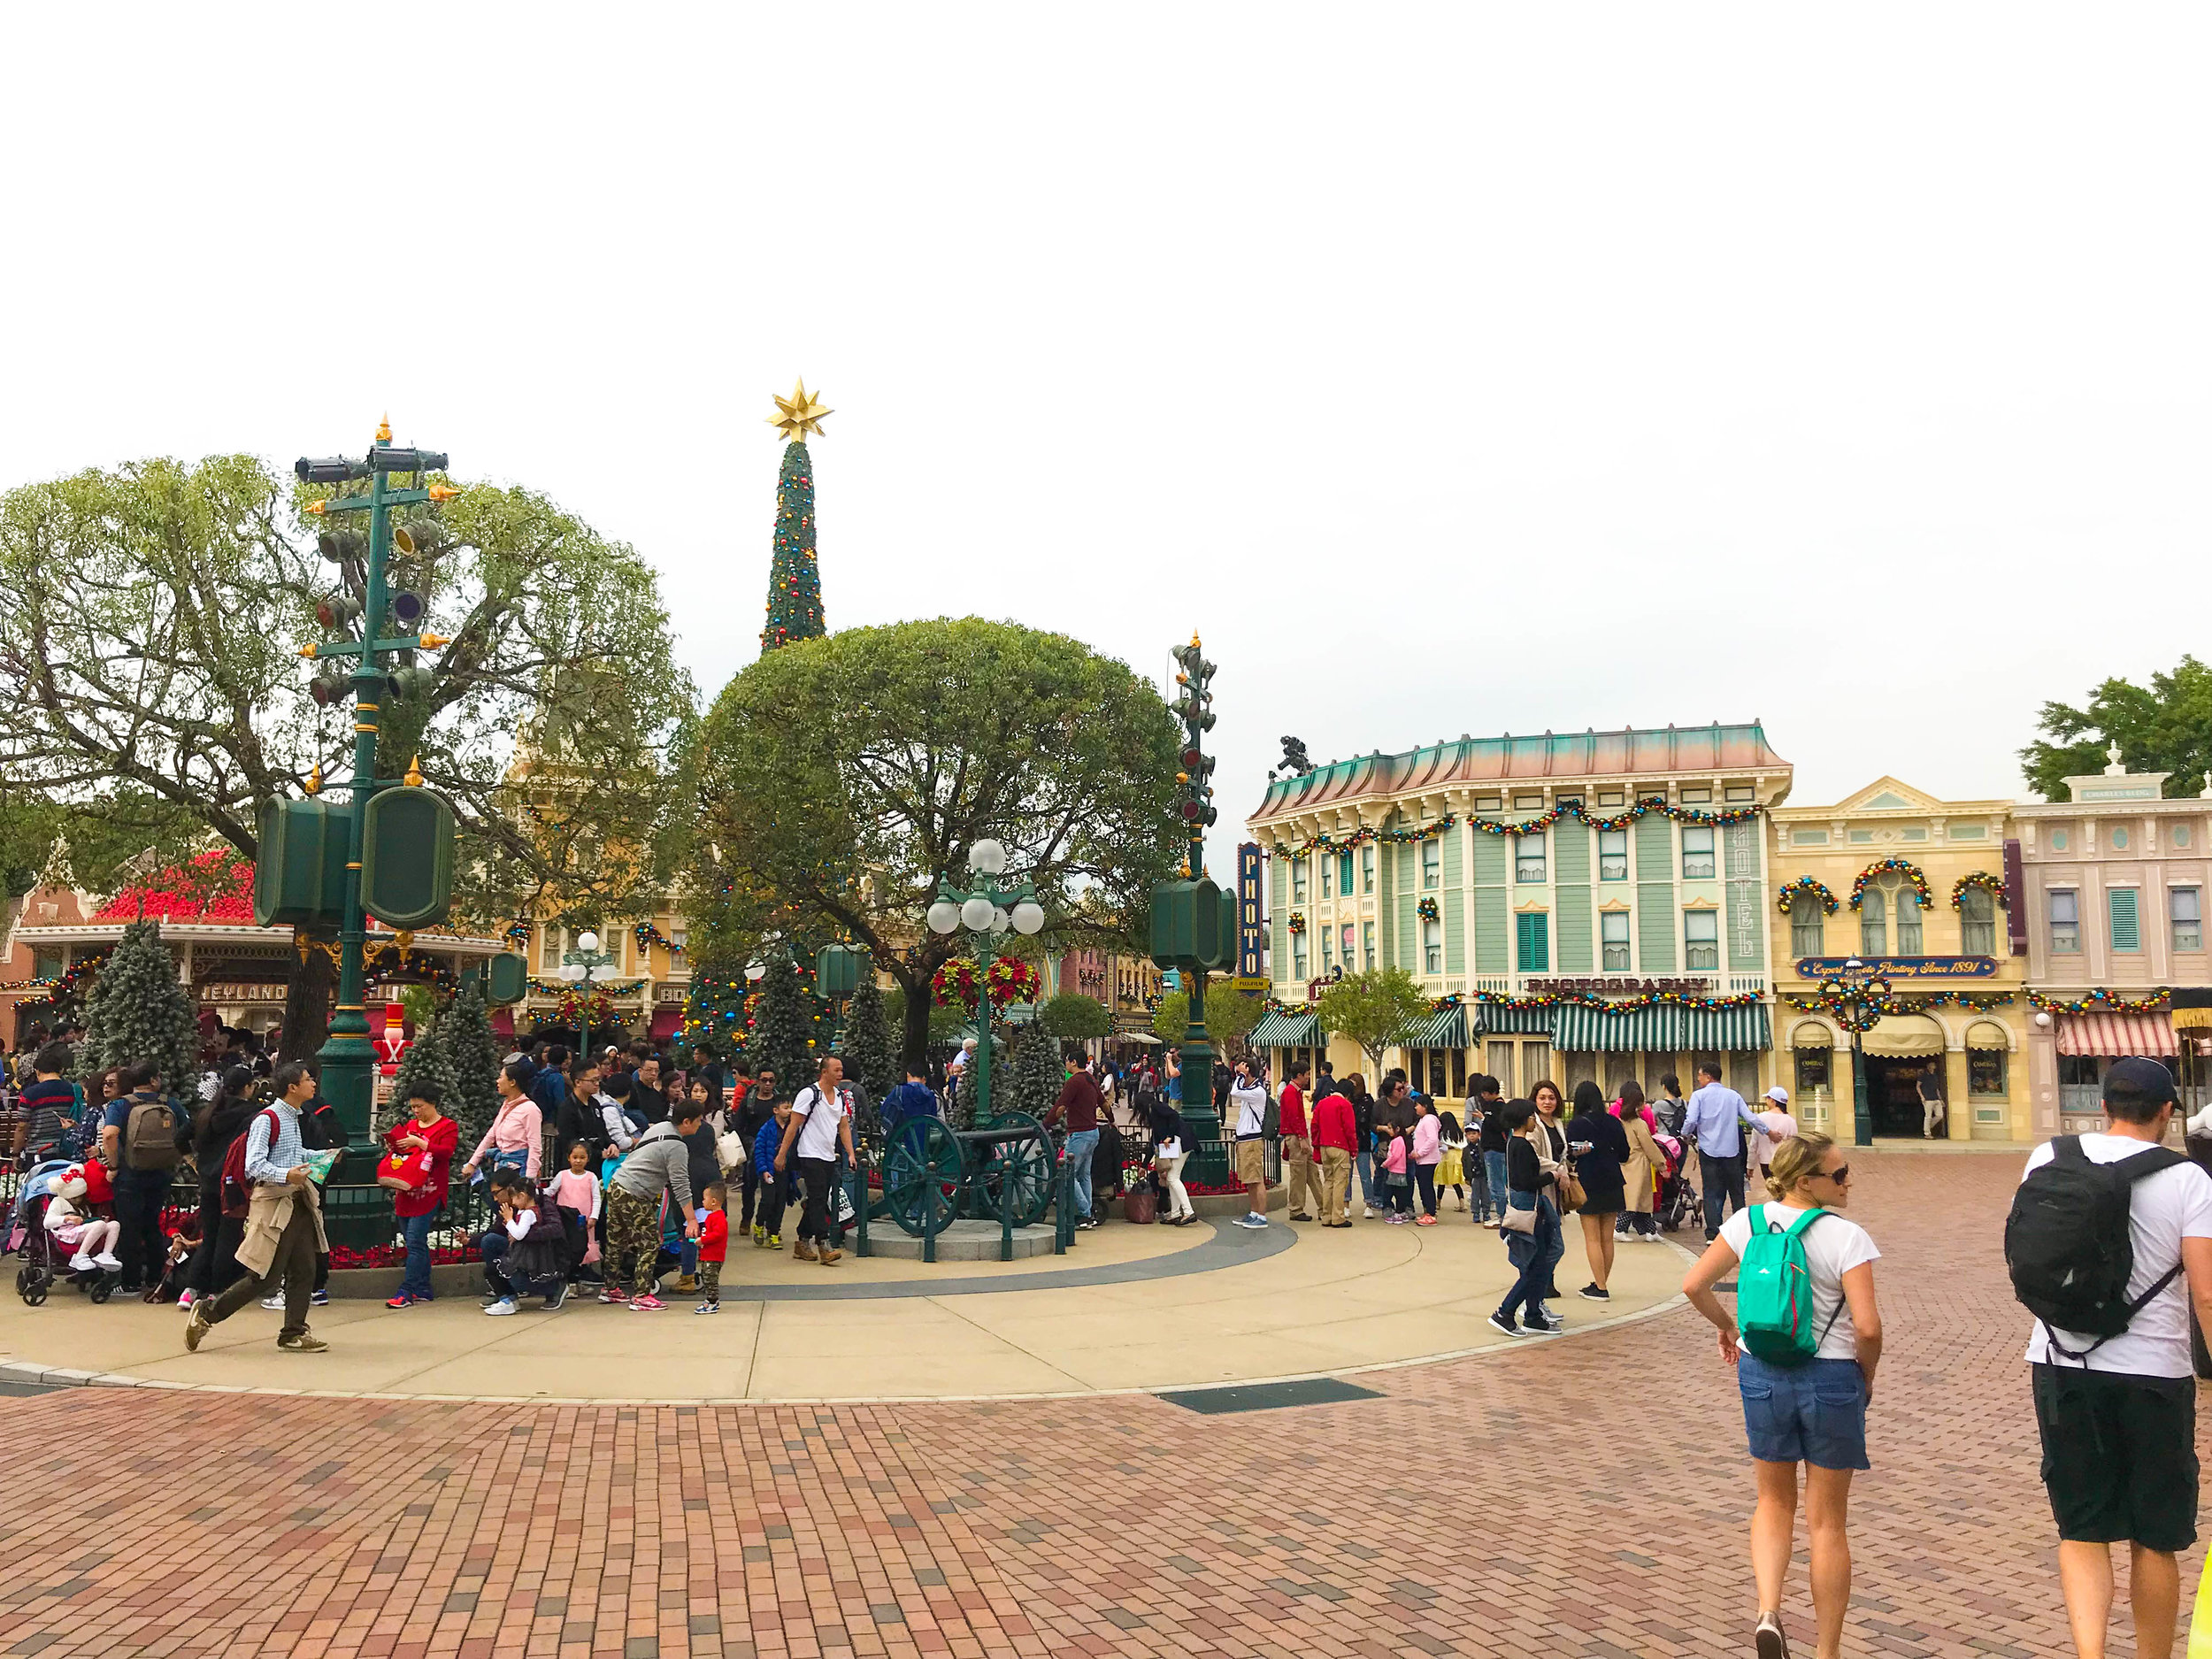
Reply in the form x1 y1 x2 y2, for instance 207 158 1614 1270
502 919 533 947
1783 989 2017 1013
1416 897 1440 923
2026 987 2172 1015
930 955 1041 1012
526 975 648 998
1286 911 1307 934
1443 987 1764 1013
0 950 109 1005
633 920 683 956
1949 872 2008 910
1775 877 1839 917
1847 859 1932 912
1268 796 1763 862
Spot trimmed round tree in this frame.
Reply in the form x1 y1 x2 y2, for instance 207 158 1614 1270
81 918 199 1094
760 441 826 652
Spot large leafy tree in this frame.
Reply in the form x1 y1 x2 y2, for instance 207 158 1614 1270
1312 968 1431 1080
2023 657 2212 800
1038 992 1113 1041
0 455 695 1057
1151 979 1263 1055
692 618 1183 1071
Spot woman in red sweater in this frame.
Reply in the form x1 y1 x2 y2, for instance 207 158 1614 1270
383 1083 460 1308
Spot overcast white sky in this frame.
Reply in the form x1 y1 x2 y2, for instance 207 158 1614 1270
4 8 2206 878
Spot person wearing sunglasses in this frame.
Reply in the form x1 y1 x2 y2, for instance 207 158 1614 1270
1683 1133 1883 1659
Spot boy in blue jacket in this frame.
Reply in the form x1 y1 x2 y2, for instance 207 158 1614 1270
750 1098 793 1249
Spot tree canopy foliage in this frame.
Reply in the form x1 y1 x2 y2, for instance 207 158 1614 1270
2022 656 2212 801
1312 968 1430 1077
691 618 1183 1068
1037 992 1114 1040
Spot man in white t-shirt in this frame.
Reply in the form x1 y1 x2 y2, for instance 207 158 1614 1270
2016 1056 2212 1659
774 1056 856 1266
1749 1087 1799 1180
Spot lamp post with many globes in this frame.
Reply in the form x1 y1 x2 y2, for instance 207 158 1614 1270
559 931 621 1064
1820 956 1893 1148
925 839 1046 1124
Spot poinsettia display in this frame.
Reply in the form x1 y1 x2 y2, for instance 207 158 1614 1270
930 956 1041 1011
92 849 255 923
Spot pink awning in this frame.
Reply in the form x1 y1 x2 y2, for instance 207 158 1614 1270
491 1006 515 1039
649 1007 681 1042
2055 1011 2176 1056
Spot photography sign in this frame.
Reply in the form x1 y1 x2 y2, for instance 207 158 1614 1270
1794 956 1998 979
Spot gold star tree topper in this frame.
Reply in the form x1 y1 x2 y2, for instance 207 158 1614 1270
766 379 833 442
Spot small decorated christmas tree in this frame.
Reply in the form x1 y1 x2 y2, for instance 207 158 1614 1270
440 976 505 1148
748 954 817 1096
389 1012 461 1127
841 975 897 1101
81 918 200 1094
683 959 751 1058
1009 1025 1064 1122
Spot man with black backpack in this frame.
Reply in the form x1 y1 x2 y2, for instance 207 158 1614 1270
2008 1056 2212 1659
99 1063 182 1295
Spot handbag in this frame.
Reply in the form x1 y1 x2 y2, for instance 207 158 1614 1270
1501 1194 1538 1235
1542 1120 1585 1212
376 1147 432 1192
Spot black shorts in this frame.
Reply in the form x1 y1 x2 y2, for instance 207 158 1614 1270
2032 1363 2199 1553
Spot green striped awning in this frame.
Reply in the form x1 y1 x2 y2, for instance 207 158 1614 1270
1548 1002 1772 1053
1404 1005 1467 1049
1465 1003 1561 1036
1251 1009 1321 1048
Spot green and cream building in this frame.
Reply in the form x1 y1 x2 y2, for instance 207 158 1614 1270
1248 724 1792 1102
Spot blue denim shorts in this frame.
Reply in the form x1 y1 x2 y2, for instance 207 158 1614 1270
1738 1352 1869 1471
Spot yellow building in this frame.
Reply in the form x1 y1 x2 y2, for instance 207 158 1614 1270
1768 778 2031 1142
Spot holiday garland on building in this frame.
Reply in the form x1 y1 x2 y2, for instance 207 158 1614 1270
1268 796 1762 861
1775 876 1840 916
1949 872 2009 910
2026 987 2171 1015
760 439 826 652
80 919 199 1090
1847 858 1932 911
1416 897 1440 923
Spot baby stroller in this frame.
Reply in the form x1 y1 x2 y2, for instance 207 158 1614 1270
7 1157 117 1305
1652 1132 1697 1233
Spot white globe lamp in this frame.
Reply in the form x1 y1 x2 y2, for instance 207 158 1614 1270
926 900 963 935
960 895 995 932
1011 900 1045 935
970 839 1008 875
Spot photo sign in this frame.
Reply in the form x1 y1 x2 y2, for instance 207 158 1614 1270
1794 956 1998 979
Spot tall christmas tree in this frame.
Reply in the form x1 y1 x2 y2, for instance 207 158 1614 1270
748 954 818 1094
440 977 505 1148
841 975 897 1102
761 379 832 653
81 918 199 1094
1009 1025 1065 1122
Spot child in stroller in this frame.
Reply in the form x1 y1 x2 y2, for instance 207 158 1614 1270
8 1160 121 1304
1651 1131 1697 1233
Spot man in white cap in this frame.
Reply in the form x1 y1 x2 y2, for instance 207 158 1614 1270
1748 1085 1799 1183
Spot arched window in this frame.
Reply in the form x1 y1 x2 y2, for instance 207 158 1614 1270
1790 892 1825 957
1860 874 1922 955
1960 887 1996 955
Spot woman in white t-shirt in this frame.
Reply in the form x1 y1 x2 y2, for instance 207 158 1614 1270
1684 1132 1884 1659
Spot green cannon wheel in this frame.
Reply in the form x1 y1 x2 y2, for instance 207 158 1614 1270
963 1111 1056 1228
882 1116 964 1237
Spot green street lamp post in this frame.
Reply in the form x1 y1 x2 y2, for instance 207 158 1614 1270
294 422 452 1151
925 839 1046 1124
1822 957 1891 1148
559 930 620 1064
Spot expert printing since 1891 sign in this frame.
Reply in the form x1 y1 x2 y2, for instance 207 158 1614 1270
1794 956 1998 979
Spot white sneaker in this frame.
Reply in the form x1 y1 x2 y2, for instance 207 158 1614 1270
1363 1207 1377 1219
68 1253 96 1272
260 1294 284 1311
484 1298 518 1317
94 1251 122 1271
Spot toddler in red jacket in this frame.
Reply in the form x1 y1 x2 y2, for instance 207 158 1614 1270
694 1183 728 1315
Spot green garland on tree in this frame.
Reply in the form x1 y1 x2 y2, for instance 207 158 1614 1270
748 955 818 1096
760 440 826 652
440 977 505 1148
81 918 199 1094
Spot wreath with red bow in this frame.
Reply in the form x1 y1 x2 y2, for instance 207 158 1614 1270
932 955 1041 1011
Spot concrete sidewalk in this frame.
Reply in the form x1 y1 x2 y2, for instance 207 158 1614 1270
0 1207 1690 1402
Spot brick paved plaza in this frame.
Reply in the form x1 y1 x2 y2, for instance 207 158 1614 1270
0 1149 2198 1659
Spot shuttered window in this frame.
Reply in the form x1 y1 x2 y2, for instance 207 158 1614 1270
2109 887 2141 953
1339 852 1356 895
1516 911 1549 972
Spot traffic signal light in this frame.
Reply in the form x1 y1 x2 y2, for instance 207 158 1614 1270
318 530 365 564
296 456 372 484
387 664 435 702
308 669 349 706
370 447 449 473
388 589 426 627
316 593 362 632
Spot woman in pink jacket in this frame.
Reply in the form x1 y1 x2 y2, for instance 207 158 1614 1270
461 1060 543 1182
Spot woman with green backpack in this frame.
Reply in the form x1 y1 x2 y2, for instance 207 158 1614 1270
1683 1131 1884 1659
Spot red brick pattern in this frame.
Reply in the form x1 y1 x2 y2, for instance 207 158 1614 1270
0 1152 2200 1658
